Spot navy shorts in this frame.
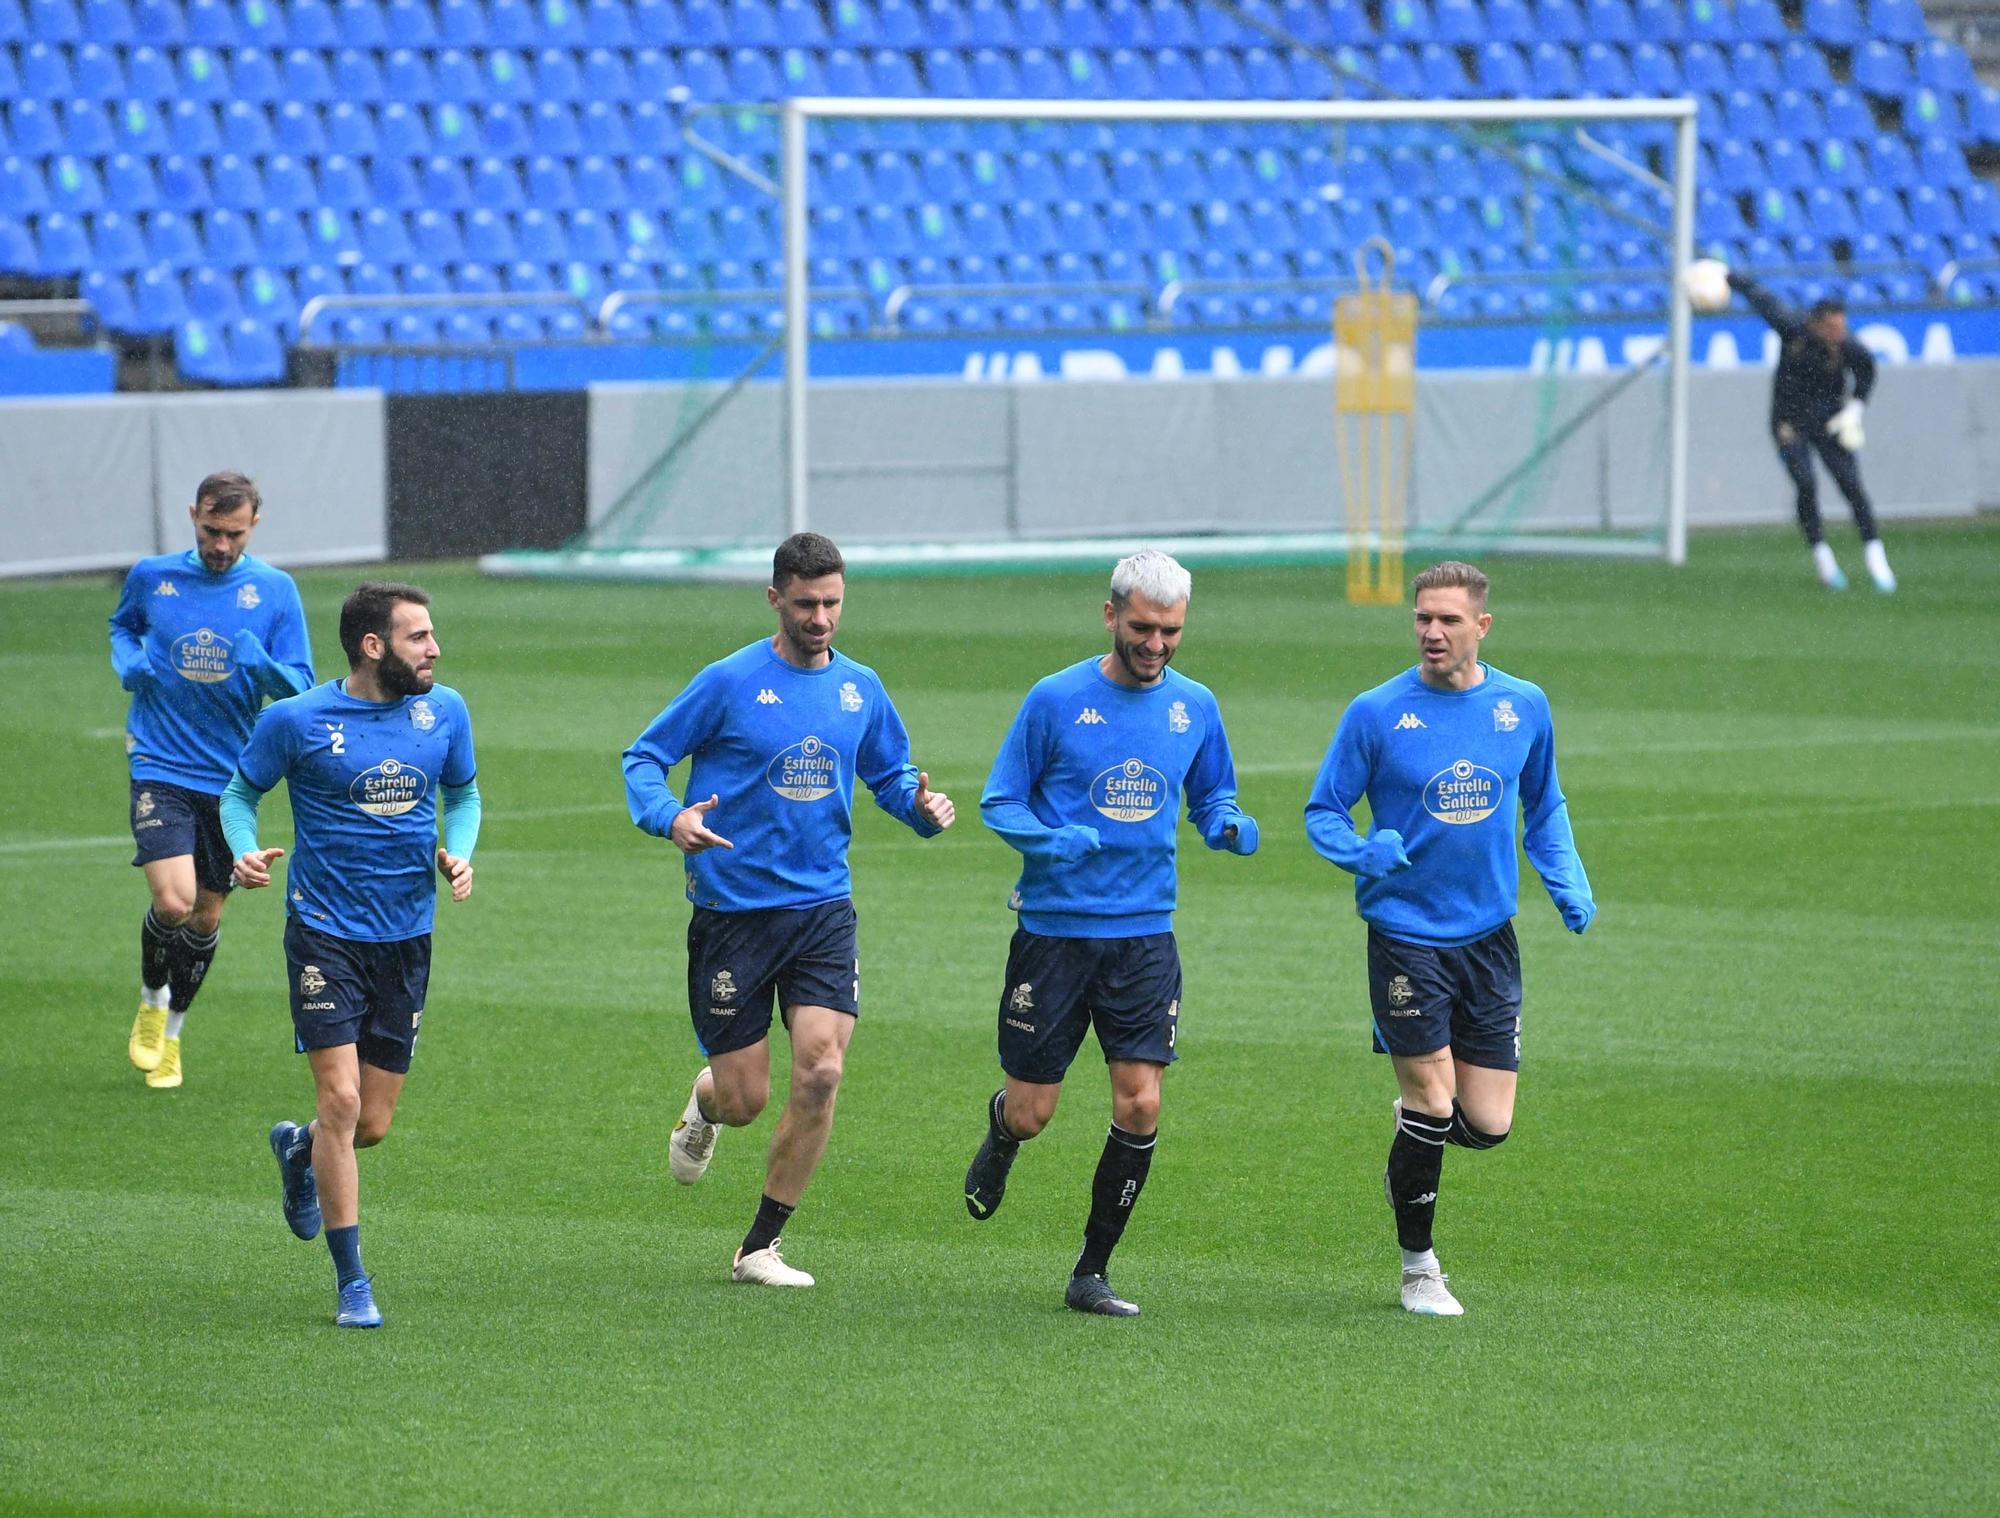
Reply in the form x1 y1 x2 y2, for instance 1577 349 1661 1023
285 916 432 1075
685 899 859 1058
129 779 234 894
1367 921 1522 1072
996 929 1182 1085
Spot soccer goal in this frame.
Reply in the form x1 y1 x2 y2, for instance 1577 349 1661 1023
484 93 1697 583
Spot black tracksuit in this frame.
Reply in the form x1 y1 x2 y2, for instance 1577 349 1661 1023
1729 272 1880 545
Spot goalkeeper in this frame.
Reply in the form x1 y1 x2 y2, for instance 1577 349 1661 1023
1726 271 1895 592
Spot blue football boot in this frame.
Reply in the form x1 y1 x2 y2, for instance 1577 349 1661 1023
268 1121 322 1241
335 1275 382 1328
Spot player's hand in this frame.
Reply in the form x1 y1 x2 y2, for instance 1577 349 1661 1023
1557 893 1595 934
233 847 284 889
1053 824 1102 863
1358 828 1412 879
670 794 734 854
1828 399 1864 452
232 628 268 669
913 771 955 830
1214 814 1259 855
116 643 164 693
436 847 474 902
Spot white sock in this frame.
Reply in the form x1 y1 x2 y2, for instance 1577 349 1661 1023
1401 1247 1440 1274
1812 542 1840 583
143 983 169 1009
164 1012 186 1040
1862 539 1895 587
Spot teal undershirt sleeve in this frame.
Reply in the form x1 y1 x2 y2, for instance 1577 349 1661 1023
441 779 481 860
219 771 266 859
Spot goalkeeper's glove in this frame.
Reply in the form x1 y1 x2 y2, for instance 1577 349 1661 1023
1356 829 1412 880
1828 399 1865 452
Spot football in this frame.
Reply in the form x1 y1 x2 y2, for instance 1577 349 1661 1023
1683 258 1733 314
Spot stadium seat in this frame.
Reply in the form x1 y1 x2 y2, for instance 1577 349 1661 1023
1802 0 1862 47
1904 90 1964 141
1870 0 1927 45
1853 40 1912 99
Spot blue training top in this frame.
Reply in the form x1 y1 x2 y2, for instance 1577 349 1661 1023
109 550 314 794
1305 663 1592 948
622 639 940 913
233 680 478 943
982 657 1256 939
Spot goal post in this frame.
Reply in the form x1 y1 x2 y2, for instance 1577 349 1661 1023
779 95 1697 567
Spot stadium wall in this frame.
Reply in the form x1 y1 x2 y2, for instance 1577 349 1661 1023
0 390 386 578
5 363 1998 580
589 362 2000 542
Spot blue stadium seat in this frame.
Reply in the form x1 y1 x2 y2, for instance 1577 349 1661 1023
421 156 472 211
187 264 243 322
1852 40 1911 99
1801 0 1862 47
1776 40 1832 93
1724 89 1775 139
1816 137 1864 190
1907 184 1952 236
1727 43 1778 94
1822 87 1871 139
1633 0 1678 42
47 152 104 213
262 154 316 211
1919 134 1972 186
256 207 309 264
314 153 367 210
1529 42 1581 96
1871 0 1927 45
90 208 147 271
1584 0 1635 44
1919 42 1982 103
1581 42 1633 94
1805 185 1856 238
1629 42 1672 96
1772 91 1825 140
1380 0 1435 46
1904 90 1964 141
386 0 435 44
1679 41 1727 94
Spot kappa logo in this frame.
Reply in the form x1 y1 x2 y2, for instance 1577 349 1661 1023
1008 888 1023 912
153 581 179 596
756 688 782 705
135 789 155 819
1493 698 1520 732
839 680 863 713
1168 700 1190 734
236 584 261 610
299 965 327 996
1009 982 1034 1013
1394 712 1427 731
1075 707 1106 725
409 698 436 731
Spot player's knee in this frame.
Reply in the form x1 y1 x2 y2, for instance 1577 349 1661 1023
150 888 194 925
187 902 223 936
315 1086 361 1134
1113 1088 1160 1135
354 1111 393 1148
793 1051 844 1110
708 1080 766 1127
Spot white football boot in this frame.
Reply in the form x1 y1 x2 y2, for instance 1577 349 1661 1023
732 1239 815 1288
668 1068 719 1184
1400 1267 1465 1317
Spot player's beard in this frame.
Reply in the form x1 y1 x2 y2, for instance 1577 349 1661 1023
377 649 434 697
779 609 836 664
1112 632 1172 686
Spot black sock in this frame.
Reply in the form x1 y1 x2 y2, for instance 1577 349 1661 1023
1388 1106 1451 1253
1074 1123 1156 1278
141 909 176 995
988 1089 1022 1148
1445 1099 1510 1151
740 1193 795 1258
167 923 220 1014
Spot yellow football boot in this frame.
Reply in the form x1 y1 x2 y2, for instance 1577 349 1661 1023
145 1036 182 1089
129 1004 167 1072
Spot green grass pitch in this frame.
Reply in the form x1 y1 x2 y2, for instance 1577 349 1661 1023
2 523 1996 1516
